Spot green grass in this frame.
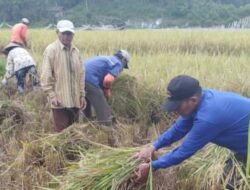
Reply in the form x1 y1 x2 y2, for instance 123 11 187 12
0 56 5 77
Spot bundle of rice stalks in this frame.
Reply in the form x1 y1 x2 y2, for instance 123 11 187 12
44 143 153 190
0 101 26 125
0 101 28 147
110 74 169 125
177 145 250 190
110 74 140 122
0 124 93 189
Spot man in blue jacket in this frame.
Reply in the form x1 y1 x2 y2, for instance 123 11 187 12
83 49 130 126
134 75 250 188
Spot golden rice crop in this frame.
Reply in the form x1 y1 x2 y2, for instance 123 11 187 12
0 28 250 189
42 143 153 190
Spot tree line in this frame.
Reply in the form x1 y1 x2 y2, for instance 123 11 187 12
0 0 250 27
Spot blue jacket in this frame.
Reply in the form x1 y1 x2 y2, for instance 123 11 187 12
152 89 250 169
84 55 124 89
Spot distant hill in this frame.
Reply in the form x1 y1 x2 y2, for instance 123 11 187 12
1 0 250 28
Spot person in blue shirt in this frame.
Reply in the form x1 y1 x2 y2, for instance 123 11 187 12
133 75 250 189
83 49 130 126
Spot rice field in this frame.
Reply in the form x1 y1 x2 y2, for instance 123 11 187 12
0 29 250 189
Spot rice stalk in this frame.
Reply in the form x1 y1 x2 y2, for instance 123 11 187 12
42 141 153 190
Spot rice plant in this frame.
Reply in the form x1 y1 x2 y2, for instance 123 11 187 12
43 144 152 190
0 29 250 189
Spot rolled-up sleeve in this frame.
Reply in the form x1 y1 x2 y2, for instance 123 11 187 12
41 47 56 98
4 53 15 79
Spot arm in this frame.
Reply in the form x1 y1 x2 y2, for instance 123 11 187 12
79 57 85 97
20 25 27 46
152 120 222 169
103 74 113 97
40 48 56 99
4 54 15 80
109 63 123 78
153 116 194 150
103 73 115 89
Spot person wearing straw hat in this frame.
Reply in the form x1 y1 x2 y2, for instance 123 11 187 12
1 42 39 94
83 49 130 126
133 75 250 189
41 20 86 133
10 18 30 47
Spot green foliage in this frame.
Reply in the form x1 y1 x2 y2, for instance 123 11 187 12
1 0 250 27
0 57 5 77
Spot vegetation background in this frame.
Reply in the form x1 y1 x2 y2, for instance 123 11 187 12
1 0 250 27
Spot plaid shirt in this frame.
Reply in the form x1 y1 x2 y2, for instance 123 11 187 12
41 40 85 108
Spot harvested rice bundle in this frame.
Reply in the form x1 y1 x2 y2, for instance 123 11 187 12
46 145 153 190
178 145 250 190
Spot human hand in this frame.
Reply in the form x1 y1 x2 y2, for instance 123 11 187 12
132 145 156 162
51 96 61 107
80 96 87 110
134 163 150 183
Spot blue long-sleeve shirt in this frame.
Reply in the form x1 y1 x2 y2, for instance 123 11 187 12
84 55 124 89
152 89 250 169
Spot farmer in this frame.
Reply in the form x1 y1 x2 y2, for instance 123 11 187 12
41 20 86 133
10 18 29 47
83 50 130 126
134 75 250 189
1 42 39 94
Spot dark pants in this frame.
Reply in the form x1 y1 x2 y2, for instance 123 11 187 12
15 65 39 89
52 108 79 133
223 153 247 190
28 66 40 87
83 82 112 126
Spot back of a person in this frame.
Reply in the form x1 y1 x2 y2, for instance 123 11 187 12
198 89 250 125
9 47 35 71
196 89 250 154
85 56 117 88
11 23 27 45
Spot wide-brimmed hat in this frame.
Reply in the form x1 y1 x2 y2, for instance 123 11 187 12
2 42 21 54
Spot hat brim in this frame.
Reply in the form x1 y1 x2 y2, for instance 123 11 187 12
163 98 182 112
2 43 20 54
58 28 75 34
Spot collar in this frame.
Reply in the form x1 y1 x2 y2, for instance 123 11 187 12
57 40 76 51
111 55 123 66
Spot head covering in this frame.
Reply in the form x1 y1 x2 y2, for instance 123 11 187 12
2 42 21 54
164 75 202 112
21 18 29 24
114 49 130 69
56 20 75 34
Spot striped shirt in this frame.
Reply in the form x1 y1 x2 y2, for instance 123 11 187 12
41 40 85 109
